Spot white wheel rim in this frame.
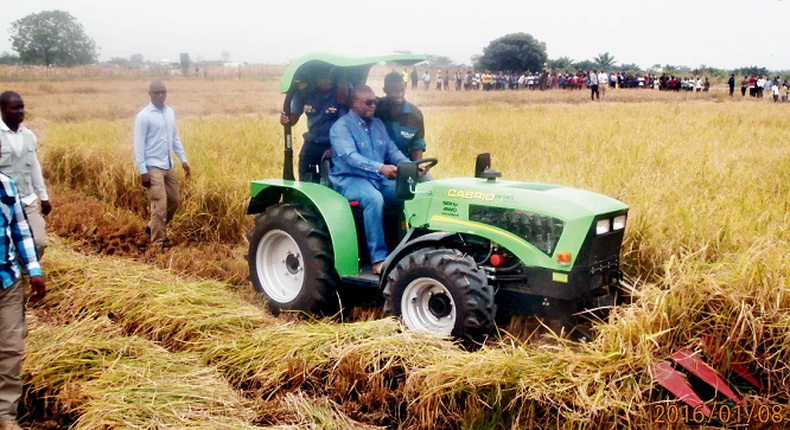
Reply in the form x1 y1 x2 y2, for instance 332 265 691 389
256 229 304 303
400 277 456 335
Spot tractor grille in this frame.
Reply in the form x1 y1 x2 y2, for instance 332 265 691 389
468 205 565 256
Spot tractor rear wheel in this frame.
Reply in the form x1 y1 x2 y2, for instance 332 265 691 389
247 204 338 315
384 248 496 347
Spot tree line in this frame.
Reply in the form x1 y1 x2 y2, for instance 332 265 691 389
3 10 788 81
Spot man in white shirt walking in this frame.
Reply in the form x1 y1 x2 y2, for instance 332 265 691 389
133 81 191 249
0 92 51 258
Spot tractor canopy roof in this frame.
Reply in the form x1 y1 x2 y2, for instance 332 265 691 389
280 52 426 94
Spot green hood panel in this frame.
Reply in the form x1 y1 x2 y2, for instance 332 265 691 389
280 53 426 93
418 178 628 221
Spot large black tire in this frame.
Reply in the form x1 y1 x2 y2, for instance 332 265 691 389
247 204 338 315
383 248 496 347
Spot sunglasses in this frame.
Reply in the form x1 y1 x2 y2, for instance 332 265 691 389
358 99 376 106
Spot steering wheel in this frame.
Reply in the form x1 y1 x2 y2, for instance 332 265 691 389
412 158 438 171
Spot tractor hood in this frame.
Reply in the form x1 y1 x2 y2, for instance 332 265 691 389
421 178 628 221
406 177 629 270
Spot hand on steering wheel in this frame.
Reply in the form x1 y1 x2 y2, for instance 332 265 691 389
412 157 438 172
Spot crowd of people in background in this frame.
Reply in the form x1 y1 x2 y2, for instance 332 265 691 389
734 75 790 102
400 67 790 103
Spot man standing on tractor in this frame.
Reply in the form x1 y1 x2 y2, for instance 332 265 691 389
329 85 409 275
280 65 350 182
375 72 428 162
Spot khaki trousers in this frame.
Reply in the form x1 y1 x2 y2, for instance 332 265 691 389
146 167 180 246
23 202 46 258
0 280 24 421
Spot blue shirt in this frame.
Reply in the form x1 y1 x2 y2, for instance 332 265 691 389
329 111 409 189
134 103 187 175
291 88 348 145
0 173 41 288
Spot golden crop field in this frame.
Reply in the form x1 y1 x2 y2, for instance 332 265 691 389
8 71 790 429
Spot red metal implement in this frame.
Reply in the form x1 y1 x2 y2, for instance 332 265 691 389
670 348 742 405
651 360 711 417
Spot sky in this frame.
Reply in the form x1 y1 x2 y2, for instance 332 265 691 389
3 0 789 70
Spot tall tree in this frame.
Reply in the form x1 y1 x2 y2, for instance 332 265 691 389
220 51 231 62
477 33 547 72
593 52 617 69
9 10 98 66
547 56 574 71
425 54 454 68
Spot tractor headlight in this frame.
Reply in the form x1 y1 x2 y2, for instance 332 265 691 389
613 215 627 230
596 219 611 235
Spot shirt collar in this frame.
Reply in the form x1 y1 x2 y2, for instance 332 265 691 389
0 119 23 134
348 110 374 127
147 103 168 113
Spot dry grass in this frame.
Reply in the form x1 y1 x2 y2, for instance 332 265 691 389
12 79 790 428
22 316 260 429
27 239 789 429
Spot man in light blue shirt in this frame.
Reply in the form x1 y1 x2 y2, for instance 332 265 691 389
134 81 191 248
330 85 409 275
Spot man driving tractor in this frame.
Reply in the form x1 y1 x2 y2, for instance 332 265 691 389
328 85 409 275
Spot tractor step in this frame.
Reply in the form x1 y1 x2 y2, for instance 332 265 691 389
341 265 380 289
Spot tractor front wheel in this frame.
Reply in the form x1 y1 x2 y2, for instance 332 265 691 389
384 248 496 347
247 204 338 315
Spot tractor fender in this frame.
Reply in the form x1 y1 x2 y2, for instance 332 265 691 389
378 229 460 290
247 180 359 277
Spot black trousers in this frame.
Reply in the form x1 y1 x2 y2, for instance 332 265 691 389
298 140 331 183
590 84 599 100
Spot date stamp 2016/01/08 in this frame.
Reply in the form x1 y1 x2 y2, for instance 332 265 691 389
654 403 786 425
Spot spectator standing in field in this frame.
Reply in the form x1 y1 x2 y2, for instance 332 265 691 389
728 74 735 96
741 76 748 96
454 69 462 91
783 80 790 102
435 70 443 91
134 81 191 249
422 70 431 90
482 71 493 91
771 81 780 102
329 85 409 275
464 70 473 90
402 69 409 89
589 69 600 101
756 76 765 98
0 160 45 430
410 68 418 91
443 70 450 91
696 77 703 93
598 70 608 100
0 92 51 257
764 78 772 99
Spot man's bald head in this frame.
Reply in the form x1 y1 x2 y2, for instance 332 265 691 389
148 81 167 109
351 85 377 118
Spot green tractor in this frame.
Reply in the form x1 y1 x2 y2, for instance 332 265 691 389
247 53 633 345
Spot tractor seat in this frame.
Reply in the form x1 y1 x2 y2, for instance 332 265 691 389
320 156 361 208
